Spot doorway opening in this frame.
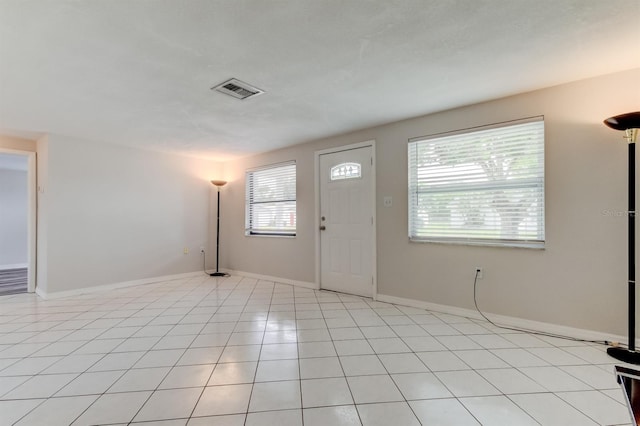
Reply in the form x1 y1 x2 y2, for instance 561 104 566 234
0 149 36 295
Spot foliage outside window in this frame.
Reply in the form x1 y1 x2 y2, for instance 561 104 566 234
245 161 296 236
408 118 545 248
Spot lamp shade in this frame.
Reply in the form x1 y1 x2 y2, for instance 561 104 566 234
211 180 227 187
604 112 640 131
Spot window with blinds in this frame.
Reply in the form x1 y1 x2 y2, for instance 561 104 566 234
408 117 545 248
245 161 296 236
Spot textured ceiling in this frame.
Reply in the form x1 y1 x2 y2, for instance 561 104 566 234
0 0 638 160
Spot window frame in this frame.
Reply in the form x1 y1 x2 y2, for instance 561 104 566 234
245 161 297 237
407 117 545 249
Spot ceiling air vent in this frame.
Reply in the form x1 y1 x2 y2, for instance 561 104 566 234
212 78 264 100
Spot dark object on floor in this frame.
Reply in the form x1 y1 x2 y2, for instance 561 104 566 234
615 365 640 425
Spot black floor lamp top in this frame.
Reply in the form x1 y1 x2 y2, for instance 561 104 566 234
210 180 229 277
604 111 640 364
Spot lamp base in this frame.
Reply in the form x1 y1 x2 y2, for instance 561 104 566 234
608 346 640 365
209 272 229 277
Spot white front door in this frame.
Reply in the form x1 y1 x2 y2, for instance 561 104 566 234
319 146 374 297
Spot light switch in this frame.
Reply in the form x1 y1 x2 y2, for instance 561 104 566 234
383 196 392 207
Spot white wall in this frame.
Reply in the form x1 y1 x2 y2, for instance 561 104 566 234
0 168 28 267
36 134 221 294
221 68 640 337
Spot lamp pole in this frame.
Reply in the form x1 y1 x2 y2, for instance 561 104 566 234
210 180 229 277
604 112 640 364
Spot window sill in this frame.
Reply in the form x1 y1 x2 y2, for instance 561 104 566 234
409 237 545 250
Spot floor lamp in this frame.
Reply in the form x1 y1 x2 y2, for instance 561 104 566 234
210 180 229 277
604 111 640 364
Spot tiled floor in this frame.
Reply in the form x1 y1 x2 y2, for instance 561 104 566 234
0 274 633 425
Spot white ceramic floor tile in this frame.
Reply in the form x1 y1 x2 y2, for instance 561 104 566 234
436 335 483 350
0 398 44 426
410 398 480 425
245 409 302 426
476 368 546 394
340 355 387 376
159 364 214 389
491 348 550 367
303 405 361 426
510 392 599 426
460 395 538 425
260 343 298 360
401 336 446 352
519 366 593 392
133 387 202 422
435 370 501 397
301 377 353 407
208 361 257 385
560 364 619 390
527 347 590 366
56 370 125 396
557 390 630 425
177 347 223 365
454 349 510 369
249 380 302 412
192 384 252 416
43 353 103 374
298 341 336 358
300 357 344 379
347 374 404 404
4 372 78 399
72 391 152 425
187 414 245 425
0 277 633 426
417 351 471 371
0 356 63 376
16 394 98 426
368 337 411 354
108 367 170 392
334 340 374 356
0 375 30 398
87 351 146 371
255 359 299 382
262 330 298 345
391 372 452 400
378 353 429 373
360 326 396 339
357 401 420 426
134 349 185 368
219 345 261 362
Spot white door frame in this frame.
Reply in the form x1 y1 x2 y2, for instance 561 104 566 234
0 148 37 293
314 140 377 299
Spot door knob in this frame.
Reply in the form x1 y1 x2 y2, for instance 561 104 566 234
319 225 326 231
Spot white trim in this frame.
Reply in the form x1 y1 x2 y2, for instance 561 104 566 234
314 140 377 299
0 263 28 270
224 269 318 290
377 293 633 346
35 271 203 300
0 148 37 293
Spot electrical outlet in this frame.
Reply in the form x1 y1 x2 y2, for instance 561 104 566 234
475 267 483 279
383 196 392 207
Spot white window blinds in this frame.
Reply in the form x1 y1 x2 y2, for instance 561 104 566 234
408 118 545 247
245 161 296 236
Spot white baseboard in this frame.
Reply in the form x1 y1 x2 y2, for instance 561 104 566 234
224 269 318 290
35 271 204 300
0 263 28 270
377 293 635 347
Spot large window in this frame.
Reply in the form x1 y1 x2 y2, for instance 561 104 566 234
245 161 296 236
408 117 544 248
